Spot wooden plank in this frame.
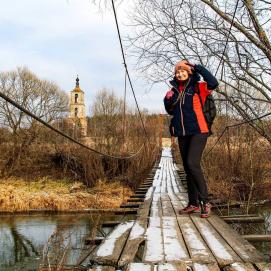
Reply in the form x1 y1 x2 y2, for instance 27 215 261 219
177 216 216 264
137 187 154 218
137 198 151 218
114 208 138 214
167 185 184 215
102 221 121 227
143 217 164 263
191 215 241 268
126 263 152 271
150 197 162 217
88 266 115 271
170 177 181 194
220 214 258 218
118 218 148 267
223 217 264 223
130 195 145 199
223 262 256 271
255 263 271 271
207 215 264 263
39 265 87 271
91 221 134 266
162 216 190 262
85 236 104 245
127 198 144 202
161 195 175 216
140 184 152 187
175 192 188 205
192 263 220 271
156 263 187 271
137 188 149 192
242 234 271 242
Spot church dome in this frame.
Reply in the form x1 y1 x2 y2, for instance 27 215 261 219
72 76 84 93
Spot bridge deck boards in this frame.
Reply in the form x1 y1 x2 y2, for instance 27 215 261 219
88 148 266 270
127 263 187 271
207 215 264 263
91 221 134 266
177 215 216 264
192 262 220 271
223 262 256 271
255 263 271 271
88 267 115 271
118 218 148 267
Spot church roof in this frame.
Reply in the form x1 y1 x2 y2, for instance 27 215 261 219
72 76 84 93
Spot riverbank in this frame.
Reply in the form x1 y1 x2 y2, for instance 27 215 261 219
0 177 133 212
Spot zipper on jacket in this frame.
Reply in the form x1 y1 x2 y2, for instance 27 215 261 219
179 79 190 136
180 100 185 136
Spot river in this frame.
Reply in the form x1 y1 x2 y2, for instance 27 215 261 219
0 213 129 271
0 206 270 270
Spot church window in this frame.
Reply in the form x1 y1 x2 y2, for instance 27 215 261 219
75 94 78 103
75 108 78 117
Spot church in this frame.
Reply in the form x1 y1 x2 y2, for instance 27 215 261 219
68 76 88 137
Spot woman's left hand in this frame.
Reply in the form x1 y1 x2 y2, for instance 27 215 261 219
185 61 195 70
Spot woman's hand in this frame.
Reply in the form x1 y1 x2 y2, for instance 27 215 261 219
166 90 174 99
184 61 195 71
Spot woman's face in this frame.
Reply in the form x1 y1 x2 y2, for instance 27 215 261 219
175 69 189 81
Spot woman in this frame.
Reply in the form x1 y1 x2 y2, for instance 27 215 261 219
164 60 219 218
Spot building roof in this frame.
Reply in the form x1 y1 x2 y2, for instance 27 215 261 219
72 76 84 93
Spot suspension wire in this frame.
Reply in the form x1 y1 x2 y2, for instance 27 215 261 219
122 70 127 148
215 0 240 76
111 0 150 144
0 91 144 160
205 112 271 157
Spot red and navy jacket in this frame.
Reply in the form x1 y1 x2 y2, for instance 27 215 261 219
164 64 219 137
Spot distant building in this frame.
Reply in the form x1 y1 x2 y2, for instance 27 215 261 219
69 76 88 137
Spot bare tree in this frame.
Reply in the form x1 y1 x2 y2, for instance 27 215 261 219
0 67 69 175
128 0 271 142
90 88 125 152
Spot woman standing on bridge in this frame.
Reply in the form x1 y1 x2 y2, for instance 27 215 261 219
164 60 219 218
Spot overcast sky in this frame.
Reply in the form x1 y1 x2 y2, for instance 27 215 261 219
0 0 166 114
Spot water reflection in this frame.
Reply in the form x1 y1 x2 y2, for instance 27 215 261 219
1 206 270 270
0 213 120 271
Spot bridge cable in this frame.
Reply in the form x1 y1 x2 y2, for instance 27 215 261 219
0 91 144 160
111 0 150 144
122 70 127 149
215 0 240 76
204 112 271 157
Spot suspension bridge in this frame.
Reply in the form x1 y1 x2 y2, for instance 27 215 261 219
77 148 270 271
1 1 271 270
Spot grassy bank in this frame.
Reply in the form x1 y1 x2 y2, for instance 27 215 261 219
0 177 133 212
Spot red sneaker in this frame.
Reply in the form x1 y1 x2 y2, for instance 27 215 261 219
179 205 200 214
200 202 212 218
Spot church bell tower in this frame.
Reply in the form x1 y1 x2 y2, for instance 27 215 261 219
69 76 87 137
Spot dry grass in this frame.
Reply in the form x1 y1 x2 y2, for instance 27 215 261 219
0 177 133 212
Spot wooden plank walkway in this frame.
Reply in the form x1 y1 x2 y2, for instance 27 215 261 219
88 148 270 271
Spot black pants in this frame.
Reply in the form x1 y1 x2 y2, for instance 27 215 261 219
178 133 208 205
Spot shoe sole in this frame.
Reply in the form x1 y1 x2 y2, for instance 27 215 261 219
201 213 211 218
179 209 200 215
